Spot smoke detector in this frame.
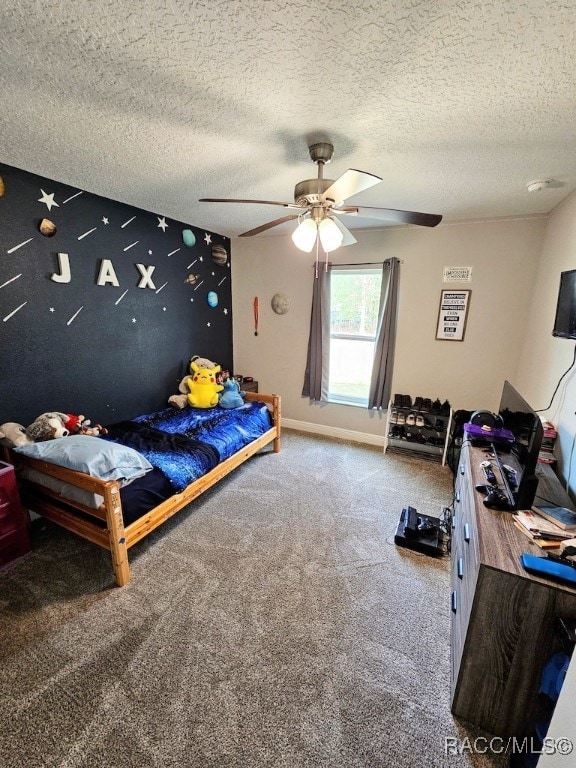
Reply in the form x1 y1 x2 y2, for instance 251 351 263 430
526 179 553 193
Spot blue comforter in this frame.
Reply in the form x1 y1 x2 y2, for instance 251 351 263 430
106 402 273 491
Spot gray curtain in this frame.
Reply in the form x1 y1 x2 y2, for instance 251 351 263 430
368 258 400 409
302 263 331 401
303 258 399 406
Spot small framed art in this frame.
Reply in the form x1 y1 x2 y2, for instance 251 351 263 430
436 289 471 341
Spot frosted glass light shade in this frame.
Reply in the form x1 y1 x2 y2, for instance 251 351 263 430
291 218 317 252
318 217 343 252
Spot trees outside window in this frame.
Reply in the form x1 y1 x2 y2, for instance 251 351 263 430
328 268 383 405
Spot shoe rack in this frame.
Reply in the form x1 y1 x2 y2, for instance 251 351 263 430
384 395 453 465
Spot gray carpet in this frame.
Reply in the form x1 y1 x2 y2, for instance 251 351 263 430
0 430 507 768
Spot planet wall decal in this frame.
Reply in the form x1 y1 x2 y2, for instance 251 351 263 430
39 218 57 237
184 273 200 285
271 292 290 315
207 290 218 308
0 176 5 196
212 244 228 266
182 229 196 247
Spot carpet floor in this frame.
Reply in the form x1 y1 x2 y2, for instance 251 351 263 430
0 430 508 767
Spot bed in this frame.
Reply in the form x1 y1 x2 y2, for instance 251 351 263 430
5 392 281 586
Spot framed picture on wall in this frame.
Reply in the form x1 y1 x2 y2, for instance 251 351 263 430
436 289 471 341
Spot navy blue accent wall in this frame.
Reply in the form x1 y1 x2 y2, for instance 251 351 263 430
0 163 232 428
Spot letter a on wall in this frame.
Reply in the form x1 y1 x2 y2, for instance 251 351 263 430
97 259 120 287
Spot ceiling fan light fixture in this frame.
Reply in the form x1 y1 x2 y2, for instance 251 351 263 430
318 217 343 252
291 217 317 252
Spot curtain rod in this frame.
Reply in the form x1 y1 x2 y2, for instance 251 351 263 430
312 259 402 267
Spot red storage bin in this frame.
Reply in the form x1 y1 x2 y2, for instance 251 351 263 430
0 461 31 567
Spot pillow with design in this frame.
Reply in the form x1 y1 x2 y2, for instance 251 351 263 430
14 435 153 483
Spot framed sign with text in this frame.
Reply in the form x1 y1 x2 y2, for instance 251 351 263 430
436 289 471 341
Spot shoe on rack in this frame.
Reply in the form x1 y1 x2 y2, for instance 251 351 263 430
406 412 416 426
413 396 424 411
421 398 432 412
434 418 445 431
397 412 406 425
393 393 403 408
390 409 398 424
431 398 442 414
440 400 451 416
416 414 425 428
402 394 412 408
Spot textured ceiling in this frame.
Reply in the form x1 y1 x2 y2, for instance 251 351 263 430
1 0 576 238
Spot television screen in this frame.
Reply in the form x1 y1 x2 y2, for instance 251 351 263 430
498 381 543 510
552 269 576 340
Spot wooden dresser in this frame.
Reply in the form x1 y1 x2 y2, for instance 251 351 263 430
451 443 576 737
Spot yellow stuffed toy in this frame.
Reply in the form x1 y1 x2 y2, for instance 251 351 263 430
187 362 223 408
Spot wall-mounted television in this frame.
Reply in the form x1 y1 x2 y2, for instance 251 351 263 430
552 269 576 340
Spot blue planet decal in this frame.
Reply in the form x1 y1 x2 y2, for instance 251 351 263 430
207 291 218 308
182 229 196 247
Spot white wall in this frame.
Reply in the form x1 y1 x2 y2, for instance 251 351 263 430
232 216 546 439
516 192 576 492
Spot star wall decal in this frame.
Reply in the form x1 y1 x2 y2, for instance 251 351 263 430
158 216 168 232
102 217 109 225
38 189 59 211
204 233 212 245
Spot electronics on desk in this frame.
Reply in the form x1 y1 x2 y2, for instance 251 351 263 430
467 381 543 512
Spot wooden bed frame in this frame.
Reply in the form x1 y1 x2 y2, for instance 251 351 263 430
6 392 281 587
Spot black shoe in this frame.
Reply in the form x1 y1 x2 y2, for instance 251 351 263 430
402 394 412 408
421 398 432 412
440 399 451 415
435 418 445 431
413 396 423 410
393 393 403 408
431 398 442 414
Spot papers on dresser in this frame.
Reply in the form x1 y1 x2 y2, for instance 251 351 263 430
513 509 574 549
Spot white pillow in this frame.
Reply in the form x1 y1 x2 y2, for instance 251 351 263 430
14 435 152 483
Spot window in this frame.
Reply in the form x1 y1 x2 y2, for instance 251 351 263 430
328 267 383 406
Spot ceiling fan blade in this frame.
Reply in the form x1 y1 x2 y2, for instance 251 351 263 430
199 197 302 210
330 216 357 247
338 206 442 228
321 169 382 205
239 214 301 237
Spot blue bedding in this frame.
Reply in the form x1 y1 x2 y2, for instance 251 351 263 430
105 402 273 492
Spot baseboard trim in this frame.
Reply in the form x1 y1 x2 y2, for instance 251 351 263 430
282 418 385 448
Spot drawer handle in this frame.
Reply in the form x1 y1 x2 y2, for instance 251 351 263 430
455 490 461 504
457 557 464 579
452 515 457 531
464 523 471 543
451 590 457 613
460 464 465 475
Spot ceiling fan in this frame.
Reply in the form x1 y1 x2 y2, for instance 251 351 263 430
199 142 442 252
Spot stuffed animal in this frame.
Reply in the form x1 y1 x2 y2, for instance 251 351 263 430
187 362 223 408
168 355 217 409
64 413 108 437
218 378 246 409
26 412 69 442
0 422 34 448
